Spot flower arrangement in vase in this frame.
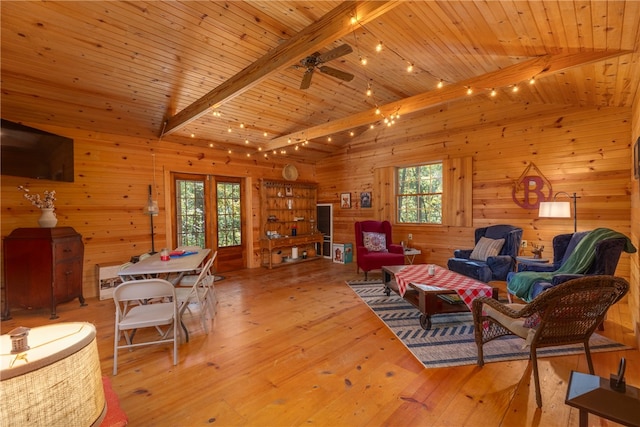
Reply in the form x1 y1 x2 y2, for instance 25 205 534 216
17 186 58 227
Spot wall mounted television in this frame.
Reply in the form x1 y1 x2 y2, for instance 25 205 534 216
1 119 74 182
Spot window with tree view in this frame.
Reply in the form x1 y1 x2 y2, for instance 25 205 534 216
217 182 241 247
397 163 443 224
176 179 206 248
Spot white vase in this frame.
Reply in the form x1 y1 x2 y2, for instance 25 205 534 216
38 208 58 228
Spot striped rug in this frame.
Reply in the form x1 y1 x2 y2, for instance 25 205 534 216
347 280 630 368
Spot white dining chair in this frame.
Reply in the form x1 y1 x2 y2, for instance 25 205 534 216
176 254 217 335
112 279 179 375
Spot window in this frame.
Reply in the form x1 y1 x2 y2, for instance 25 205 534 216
216 181 241 247
175 179 206 247
397 163 443 224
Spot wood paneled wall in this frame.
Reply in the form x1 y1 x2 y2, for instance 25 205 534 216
1 126 316 300
316 99 634 283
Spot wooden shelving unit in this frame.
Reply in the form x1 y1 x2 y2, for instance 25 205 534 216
259 179 322 269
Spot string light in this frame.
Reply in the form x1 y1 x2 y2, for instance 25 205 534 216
407 63 414 73
512 85 519 92
490 88 497 97
375 107 381 115
437 80 444 89
529 77 536 85
239 123 244 128
376 41 383 52
366 82 372 96
360 56 367 65
227 126 232 133
466 87 473 95
327 136 332 142
190 133 195 138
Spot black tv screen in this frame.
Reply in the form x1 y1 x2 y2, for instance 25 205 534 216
1 119 74 182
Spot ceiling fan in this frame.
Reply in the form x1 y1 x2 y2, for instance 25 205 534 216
298 44 354 89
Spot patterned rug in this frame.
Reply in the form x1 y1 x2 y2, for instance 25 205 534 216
346 280 631 368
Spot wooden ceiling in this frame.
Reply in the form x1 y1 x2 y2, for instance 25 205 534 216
2 1 639 162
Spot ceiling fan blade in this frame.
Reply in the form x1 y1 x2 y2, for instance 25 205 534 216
319 66 354 82
300 69 314 89
317 44 353 63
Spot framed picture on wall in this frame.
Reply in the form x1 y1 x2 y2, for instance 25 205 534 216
360 192 372 208
340 192 351 208
634 136 639 180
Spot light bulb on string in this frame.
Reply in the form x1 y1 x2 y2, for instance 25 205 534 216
360 57 367 65
466 87 473 95
437 79 444 89
512 85 519 92
327 136 332 142
376 41 383 52
529 77 535 85
490 88 497 97
407 63 414 72
375 107 381 115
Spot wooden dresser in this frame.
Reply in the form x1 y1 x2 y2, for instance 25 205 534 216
2 227 85 320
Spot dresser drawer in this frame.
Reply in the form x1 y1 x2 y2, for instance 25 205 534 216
54 238 82 261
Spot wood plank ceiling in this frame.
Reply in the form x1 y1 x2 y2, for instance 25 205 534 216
1 1 639 162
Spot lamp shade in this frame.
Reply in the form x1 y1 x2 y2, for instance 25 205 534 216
538 201 571 218
1 322 106 426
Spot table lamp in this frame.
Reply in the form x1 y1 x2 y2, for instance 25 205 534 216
1 322 106 426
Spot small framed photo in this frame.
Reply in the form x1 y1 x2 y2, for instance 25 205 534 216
285 185 293 196
340 192 351 208
360 192 372 208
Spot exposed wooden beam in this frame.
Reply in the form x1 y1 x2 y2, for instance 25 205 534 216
263 50 632 150
161 1 401 137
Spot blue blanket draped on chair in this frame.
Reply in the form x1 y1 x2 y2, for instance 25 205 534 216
507 228 636 301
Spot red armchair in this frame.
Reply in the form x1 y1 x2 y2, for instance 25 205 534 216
355 220 405 280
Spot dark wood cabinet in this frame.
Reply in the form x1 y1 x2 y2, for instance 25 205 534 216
2 227 86 319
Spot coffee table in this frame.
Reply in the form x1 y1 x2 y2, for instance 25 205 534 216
382 264 497 330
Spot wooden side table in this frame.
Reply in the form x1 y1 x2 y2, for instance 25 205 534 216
565 371 640 427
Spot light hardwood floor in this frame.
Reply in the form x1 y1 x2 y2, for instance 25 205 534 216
2 259 638 426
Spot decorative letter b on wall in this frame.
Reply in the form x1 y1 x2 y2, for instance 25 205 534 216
512 163 552 209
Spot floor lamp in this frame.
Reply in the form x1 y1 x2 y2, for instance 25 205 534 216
144 184 159 254
538 192 579 232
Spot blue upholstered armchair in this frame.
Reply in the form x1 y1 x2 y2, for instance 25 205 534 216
447 225 523 283
508 229 635 301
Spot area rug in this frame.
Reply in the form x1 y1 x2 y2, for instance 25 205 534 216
347 280 631 368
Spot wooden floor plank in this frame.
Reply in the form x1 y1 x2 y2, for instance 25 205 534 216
1 259 638 426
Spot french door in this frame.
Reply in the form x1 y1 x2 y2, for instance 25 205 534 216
171 173 246 272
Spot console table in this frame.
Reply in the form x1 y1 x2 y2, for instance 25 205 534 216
2 227 85 320
260 234 323 269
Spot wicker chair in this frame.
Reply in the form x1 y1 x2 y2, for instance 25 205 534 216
472 275 629 408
